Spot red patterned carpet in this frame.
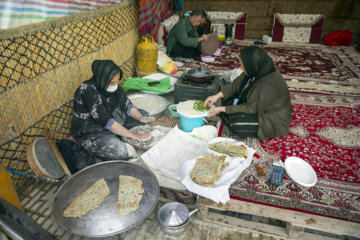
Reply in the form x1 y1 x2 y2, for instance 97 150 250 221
230 92 360 223
178 41 360 222
181 41 360 95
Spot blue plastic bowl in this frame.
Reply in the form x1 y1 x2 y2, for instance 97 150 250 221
168 104 180 118
179 115 205 132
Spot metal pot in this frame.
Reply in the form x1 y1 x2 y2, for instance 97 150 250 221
157 202 198 236
186 67 213 83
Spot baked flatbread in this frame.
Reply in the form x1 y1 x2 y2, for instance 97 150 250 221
116 175 144 215
190 153 229 187
209 141 248 158
63 178 110 217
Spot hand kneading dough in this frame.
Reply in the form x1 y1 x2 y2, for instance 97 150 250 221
63 178 110 217
189 125 217 142
116 175 144 215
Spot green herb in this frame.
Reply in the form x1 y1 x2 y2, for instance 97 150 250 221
193 100 210 112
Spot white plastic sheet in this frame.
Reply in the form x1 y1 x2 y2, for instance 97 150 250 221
141 126 208 181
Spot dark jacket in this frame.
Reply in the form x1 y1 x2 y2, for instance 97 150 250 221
71 60 133 138
166 17 200 54
221 70 292 140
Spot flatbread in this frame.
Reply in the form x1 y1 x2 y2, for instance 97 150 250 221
63 178 110 217
209 141 248 158
201 34 219 55
116 175 144 215
190 153 229 187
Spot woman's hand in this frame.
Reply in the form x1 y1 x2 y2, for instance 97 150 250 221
109 121 150 140
139 116 155 123
207 106 225 117
131 132 150 141
204 91 224 107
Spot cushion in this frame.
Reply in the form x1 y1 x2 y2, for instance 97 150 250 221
272 14 325 43
157 14 179 46
322 30 353 46
205 11 247 40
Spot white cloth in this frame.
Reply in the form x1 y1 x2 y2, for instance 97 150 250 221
141 126 208 181
180 137 256 203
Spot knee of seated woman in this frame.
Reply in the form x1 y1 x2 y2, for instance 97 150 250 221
91 137 128 160
105 140 129 159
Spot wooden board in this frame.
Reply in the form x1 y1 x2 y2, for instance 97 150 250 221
197 197 360 238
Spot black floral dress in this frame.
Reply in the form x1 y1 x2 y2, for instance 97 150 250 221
71 80 147 160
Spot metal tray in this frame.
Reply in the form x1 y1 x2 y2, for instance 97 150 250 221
52 161 159 237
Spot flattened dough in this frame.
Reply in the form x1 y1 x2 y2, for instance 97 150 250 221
116 175 144 215
209 141 248 158
63 178 110 217
190 154 229 187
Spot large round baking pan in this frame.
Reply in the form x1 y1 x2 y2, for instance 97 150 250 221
52 161 159 237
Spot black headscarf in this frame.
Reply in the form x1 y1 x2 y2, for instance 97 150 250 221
237 46 276 104
90 60 122 95
90 60 127 112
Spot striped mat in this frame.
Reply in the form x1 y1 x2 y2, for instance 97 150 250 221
0 0 123 29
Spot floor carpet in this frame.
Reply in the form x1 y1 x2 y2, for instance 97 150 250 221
178 40 360 222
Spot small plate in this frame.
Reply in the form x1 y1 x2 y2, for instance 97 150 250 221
284 157 317 187
174 61 184 67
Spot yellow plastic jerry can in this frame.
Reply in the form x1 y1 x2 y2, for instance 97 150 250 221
136 35 158 76
0 164 23 211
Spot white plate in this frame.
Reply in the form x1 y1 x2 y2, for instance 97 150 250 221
174 61 184 67
284 156 317 187
140 73 177 95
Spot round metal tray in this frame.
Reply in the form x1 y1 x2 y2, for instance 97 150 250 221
52 161 159 237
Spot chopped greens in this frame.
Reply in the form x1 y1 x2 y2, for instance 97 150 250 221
193 100 210 112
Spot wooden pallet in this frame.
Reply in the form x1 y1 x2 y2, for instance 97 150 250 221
197 197 360 239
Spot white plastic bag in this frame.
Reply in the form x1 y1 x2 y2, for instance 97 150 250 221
141 126 208 181
157 50 177 74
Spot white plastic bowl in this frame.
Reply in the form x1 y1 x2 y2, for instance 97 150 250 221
200 54 216 63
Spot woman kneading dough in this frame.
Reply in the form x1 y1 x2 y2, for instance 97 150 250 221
71 60 154 160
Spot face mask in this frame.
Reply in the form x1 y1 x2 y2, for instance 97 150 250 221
106 84 118 93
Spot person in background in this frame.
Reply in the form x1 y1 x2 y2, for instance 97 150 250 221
71 60 154 161
167 9 209 59
184 9 208 36
204 46 292 140
197 10 208 36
